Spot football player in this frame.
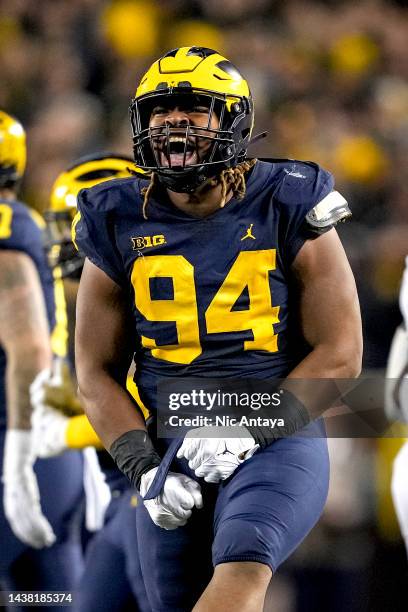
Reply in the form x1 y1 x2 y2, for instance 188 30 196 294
0 110 84 598
31 153 152 612
387 257 408 551
74 47 363 611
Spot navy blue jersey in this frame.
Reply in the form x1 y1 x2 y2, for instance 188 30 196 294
75 159 334 412
0 200 55 427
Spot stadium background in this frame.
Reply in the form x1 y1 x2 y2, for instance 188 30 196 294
0 0 407 609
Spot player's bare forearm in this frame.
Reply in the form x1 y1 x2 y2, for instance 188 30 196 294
286 230 362 418
77 371 146 448
0 251 52 429
6 353 49 429
75 259 146 449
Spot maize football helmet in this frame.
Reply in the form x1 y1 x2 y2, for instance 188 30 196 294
0 110 26 188
129 46 254 192
45 153 141 277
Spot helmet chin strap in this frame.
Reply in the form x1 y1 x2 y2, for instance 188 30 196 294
156 163 222 193
247 131 267 148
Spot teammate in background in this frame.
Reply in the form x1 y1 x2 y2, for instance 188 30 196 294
74 47 362 611
0 110 84 601
30 153 151 612
387 258 408 552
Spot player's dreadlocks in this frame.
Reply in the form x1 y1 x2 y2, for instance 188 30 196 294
141 172 159 220
214 158 257 209
141 158 257 220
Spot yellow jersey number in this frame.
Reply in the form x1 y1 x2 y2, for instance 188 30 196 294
131 250 280 365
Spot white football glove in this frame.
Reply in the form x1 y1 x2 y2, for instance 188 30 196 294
30 360 82 417
31 403 68 458
2 430 56 548
139 467 203 530
176 426 260 483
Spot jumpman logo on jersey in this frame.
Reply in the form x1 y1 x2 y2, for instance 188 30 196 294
241 224 256 241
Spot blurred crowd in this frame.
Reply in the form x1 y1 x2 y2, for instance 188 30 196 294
1 0 407 365
0 1 407 610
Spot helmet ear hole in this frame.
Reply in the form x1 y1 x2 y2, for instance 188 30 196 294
219 143 235 157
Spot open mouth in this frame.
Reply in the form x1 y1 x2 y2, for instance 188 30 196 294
158 135 199 168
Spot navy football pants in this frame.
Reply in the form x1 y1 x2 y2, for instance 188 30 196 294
137 421 330 612
75 488 151 612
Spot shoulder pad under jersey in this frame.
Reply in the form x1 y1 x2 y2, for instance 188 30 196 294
258 158 334 211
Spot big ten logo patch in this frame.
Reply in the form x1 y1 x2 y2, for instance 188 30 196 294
131 234 166 250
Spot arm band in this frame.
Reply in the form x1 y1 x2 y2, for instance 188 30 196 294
246 390 311 448
109 429 161 490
